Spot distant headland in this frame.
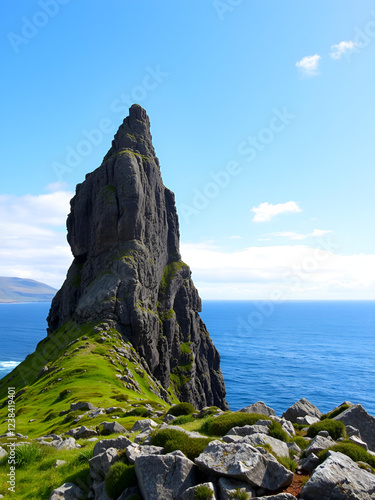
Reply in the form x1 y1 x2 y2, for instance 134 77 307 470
0 277 56 303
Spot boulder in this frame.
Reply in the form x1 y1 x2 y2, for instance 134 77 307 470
334 404 375 452
49 482 85 500
134 427 154 444
296 415 320 426
75 426 98 439
282 398 321 423
89 447 119 481
164 414 176 424
98 421 126 435
349 435 368 450
239 401 275 417
131 418 158 432
305 434 336 457
300 452 320 473
70 401 95 412
126 443 165 464
195 440 293 491
93 435 132 457
301 451 375 499
218 477 255 500
242 433 289 458
135 454 199 500
55 437 79 450
287 442 302 455
178 482 216 500
272 417 295 437
345 425 361 438
225 421 272 439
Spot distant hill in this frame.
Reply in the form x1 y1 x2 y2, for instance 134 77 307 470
0 277 57 303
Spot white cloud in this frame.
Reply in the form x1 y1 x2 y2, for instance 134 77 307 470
251 201 302 223
0 190 73 288
296 54 321 77
181 241 375 300
330 40 359 60
264 229 333 240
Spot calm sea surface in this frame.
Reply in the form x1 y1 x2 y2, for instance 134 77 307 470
0 301 374 416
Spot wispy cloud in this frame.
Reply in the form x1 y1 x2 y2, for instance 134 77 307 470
251 201 302 223
263 229 333 241
296 54 321 77
330 40 359 60
0 188 73 288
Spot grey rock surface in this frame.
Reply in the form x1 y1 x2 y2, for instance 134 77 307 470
47 104 228 411
334 404 375 452
98 421 126 435
305 434 336 457
49 482 85 500
117 486 142 500
195 440 293 491
296 415 320 426
93 435 132 457
239 401 275 416
301 451 375 499
242 433 290 458
89 447 119 481
135 453 199 500
282 398 321 423
130 418 157 432
70 401 95 412
126 443 165 464
55 437 79 450
300 452 320 473
218 477 256 499
178 482 216 500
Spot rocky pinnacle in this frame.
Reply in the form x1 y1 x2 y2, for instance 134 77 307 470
47 104 228 410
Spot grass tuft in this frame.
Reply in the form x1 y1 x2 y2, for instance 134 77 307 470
306 419 346 440
150 428 211 461
167 402 196 417
105 462 137 500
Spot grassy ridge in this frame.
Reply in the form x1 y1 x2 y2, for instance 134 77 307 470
0 322 176 439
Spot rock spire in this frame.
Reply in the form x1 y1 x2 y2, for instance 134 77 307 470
48 104 228 410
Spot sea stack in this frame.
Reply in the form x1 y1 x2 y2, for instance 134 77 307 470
48 104 228 410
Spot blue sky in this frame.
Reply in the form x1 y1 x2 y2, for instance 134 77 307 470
1 0 374 299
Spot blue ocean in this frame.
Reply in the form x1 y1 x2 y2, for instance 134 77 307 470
0 301 374 416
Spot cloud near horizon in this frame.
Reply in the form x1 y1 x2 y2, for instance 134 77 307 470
0 189 73 288
251 201 302 222
1 190 374 301
181 242 375 300
295 54 321 77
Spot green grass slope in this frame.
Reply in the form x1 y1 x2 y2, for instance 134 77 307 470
0 321 177 440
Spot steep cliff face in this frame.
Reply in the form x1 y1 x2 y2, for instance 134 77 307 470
48 104 228 410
